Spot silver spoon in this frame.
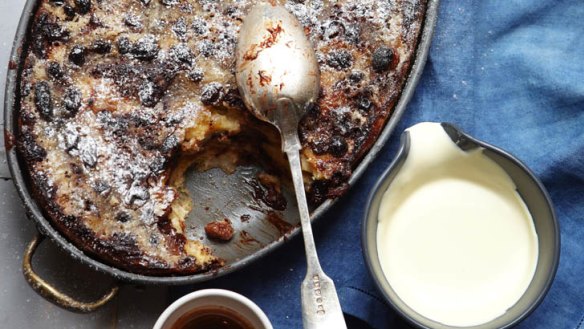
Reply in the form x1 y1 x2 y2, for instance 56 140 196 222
235 3 347 329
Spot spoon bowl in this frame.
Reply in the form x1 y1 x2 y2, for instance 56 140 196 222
236 3 346 329
235 2 319 128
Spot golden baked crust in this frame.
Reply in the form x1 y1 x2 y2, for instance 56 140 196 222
17 0 427 275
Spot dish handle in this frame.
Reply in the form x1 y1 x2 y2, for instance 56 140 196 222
22 233 119 313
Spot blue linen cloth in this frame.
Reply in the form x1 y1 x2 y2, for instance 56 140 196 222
174 0 584 327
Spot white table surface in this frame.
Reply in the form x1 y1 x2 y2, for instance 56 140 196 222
0 1 171 328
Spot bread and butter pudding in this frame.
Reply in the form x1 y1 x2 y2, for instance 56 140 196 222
16 0 427 275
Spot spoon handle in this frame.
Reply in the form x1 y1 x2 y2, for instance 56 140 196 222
284 146 347 329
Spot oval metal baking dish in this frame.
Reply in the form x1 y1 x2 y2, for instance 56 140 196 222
4 0 439 311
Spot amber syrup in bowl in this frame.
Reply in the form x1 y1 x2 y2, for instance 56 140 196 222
171 306 254 329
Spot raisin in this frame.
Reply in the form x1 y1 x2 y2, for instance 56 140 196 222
42 22 69 41
138 136 158 150
21 132 47 162
21 81 33 99
170 43 193 66
172 18 187 40
131 35 159 60
328 135 348 157
372 46 394 73
344 25 361 45
356 95 372 111
91 40 112 54
138 81 161 107
192 18 208 35
205 219 234 242
93 180 111 194
74 0 91 14
307 180 328 207
200 82 223 105
34 82 54 120
89 15 104 28
63 5 76 19
117 36 131 54
224 5 238 17
160 0 179 6
78 137 98 167
63 86 82 115
223 87 245 109
140 0 151 5
326 50 353 70
124 14 143 30
198 40 214 57
348 71 364 84
324 21 345 39
46 62 64 80
49 0 65 5
149 234 159 245
32 34 47 58
115 211 132 223
161 135 179 153
125 183 150 206
63 126 79 150
68 45 86 66
149 156 167 173
187 67 204 82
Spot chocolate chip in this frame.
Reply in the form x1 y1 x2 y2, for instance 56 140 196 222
93 180 111 195
198 40 214 57
324 21 345 39
149 156 167 173
31 34 48 59
200 82 223 105
41 22 69 41
223 87 245 109
192 18 208 35
63 126 79 150
125 183 150 206
46 62 64 80
85 200 99 214
131 35 159 60
172 18 187 40
138 81 161 107
356 95 372 111
149 234 159 245
161 135 179 153
34 81 54 120
348 71 364 84
170 43 194 66
326 50 353 70
328 135 348 157
63 5 76 19
68 45 86 66
74 0 91 14
160 0 179 6
187 67 204 82
124 14 143 31
116 211 132 223
63 86 82 115
91 40 112 54
372 46 394 73
344 25 361 45
21 132 47 162
79 138 98 167
117 36 131 54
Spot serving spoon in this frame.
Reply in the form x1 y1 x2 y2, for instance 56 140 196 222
235 3 347 329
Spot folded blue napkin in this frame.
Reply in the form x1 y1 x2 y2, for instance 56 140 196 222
174 0 584 327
